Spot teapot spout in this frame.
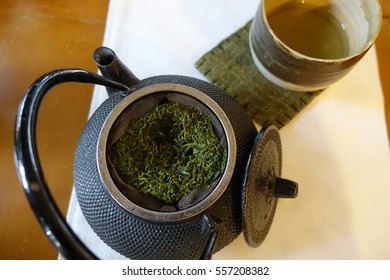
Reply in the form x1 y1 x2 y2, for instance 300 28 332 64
93 46 140 95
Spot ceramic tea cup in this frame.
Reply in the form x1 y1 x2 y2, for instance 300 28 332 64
249 0 382 92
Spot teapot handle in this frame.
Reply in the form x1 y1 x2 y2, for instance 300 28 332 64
14 69 130 259
14 68 218 260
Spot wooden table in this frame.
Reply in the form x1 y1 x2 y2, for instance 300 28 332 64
376 0 390 141
0 0 108 259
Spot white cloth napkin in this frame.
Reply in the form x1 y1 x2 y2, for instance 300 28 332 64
65 0 390 259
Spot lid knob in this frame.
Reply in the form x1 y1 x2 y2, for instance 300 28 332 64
274 177 298 198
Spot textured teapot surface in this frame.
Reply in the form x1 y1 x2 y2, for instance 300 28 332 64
74 73 257 259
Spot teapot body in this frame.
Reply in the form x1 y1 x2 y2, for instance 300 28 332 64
74 75 257 259
15 47 297 260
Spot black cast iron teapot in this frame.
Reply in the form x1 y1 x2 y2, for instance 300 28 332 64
14 47 298 260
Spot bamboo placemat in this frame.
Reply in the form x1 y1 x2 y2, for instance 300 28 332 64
195 21 321 128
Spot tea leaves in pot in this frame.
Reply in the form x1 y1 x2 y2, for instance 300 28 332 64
108 102 227 204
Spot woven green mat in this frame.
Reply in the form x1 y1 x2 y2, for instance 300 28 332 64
195 21 321 128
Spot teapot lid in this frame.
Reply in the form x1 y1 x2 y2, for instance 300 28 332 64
241 124 298 247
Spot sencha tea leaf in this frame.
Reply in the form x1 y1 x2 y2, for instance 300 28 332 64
109 102 227 204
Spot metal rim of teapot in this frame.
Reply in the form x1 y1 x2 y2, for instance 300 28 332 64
97 83 237 223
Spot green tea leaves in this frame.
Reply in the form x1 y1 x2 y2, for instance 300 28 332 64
109 102 227 204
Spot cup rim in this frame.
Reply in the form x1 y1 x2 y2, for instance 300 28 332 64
261 0 382 63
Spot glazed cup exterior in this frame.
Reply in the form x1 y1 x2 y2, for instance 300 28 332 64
250 0 382 92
